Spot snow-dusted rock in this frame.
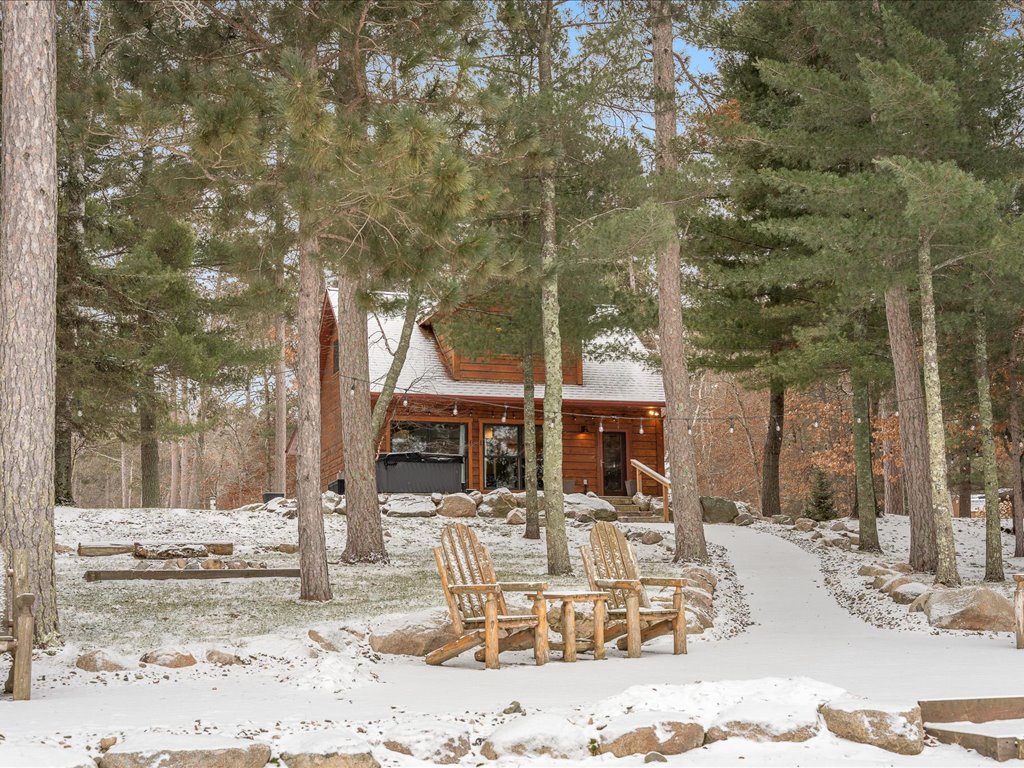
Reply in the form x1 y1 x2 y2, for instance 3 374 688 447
140 648 196 668
706 698 819 743
920 586 1015 631
700 497 739 524
276 543 299 554
682 585 713 613
506 509 526 525
770 514 793 525
859 563 899 578
599 712 704 757
134 543 208 560
679 565 717 594
382 494 436 518
268 497 298 517
793 517 816 532
368 608 459 657
480 714 590 761
206 649 243 666
430 492 443 505
734 512 755 526
819 696 924 755
548 603 596 639
481 487 519 515
76 649 127 673
823 534 852 551
97 735 271 768
563 493 617 521
633 492 653 512
640 530 664 545
878 575 914 595
829 520 849 532
437 493 477 518
890 582 928 605
279 730 379 768
468 490 483 505
382 723 471 765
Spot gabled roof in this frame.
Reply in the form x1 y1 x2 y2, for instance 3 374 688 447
325 289 666 405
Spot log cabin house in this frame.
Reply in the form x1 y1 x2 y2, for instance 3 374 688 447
319 289 667 496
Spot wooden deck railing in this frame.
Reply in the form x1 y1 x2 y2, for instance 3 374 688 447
631 459 670 523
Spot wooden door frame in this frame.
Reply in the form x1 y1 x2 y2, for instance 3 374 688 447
599 429 630 497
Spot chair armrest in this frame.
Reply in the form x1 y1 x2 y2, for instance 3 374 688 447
448 583 501 595
499 582 550 592
640 577 688 588
595 578 643 591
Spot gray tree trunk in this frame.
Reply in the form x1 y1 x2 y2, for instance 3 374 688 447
371 289 420 445
1008 322 1024 556
0 0 59 643
120 441 131 508
761 384 785 518
916 235 960 586
338 272 387 564
884 285 937 571
523 338 540 540
169 378 180 509
651 0 707 562
853 378 881 552
537 0 571 575
139 375 160 507
878 389 903 516
274 275 288 495
294 230 333 600
973 302 1004 581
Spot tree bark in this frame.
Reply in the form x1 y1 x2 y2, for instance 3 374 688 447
139 374 160 507
537 0 571 575
957 452 972 519
338 272 387 564
120 441 131 508
1008 320 1024 556
878 389 904 516
274 280 288 495
853 378 881 552
973 301 1004 581
0 0 59 643
651 0 707 561
523 337 540 540
760 383 785 518
916 234 960 586
371 289 420 444
884 284 937 571
294 230 333 599
169 378 180 509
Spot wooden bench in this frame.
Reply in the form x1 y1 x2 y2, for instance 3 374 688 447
427 523 550 669
2 549 34 700
581 522 687 658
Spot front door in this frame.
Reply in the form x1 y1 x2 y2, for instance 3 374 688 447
601 431 627 495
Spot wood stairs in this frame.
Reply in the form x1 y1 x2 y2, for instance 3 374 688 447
600 496 664 523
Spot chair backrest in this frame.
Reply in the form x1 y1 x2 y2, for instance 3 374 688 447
434 523 508 633
581 522 650 609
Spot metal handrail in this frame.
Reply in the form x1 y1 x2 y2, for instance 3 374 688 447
631 459 671 523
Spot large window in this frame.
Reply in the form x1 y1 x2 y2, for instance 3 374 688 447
390 421 468 482
483 423 543 490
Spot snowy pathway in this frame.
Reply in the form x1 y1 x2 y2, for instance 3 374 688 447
4 524 1021 741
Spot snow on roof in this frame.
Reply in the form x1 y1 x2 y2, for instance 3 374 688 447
326 289 666 405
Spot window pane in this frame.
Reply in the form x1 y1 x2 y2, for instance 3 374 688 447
484 424 521 489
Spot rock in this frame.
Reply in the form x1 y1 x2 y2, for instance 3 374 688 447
847 533 861 546
633 492 653 512
469 490 483 505
100 736 118 751
599 713 705 758
819 697 924 755
679 565 717 594
891 583 929 605
480 714 590 761
576 513 595 525
506 509 526 525
706 717 818 743
682 585 713 612
308 628 341 653
563 493 617 521
699 497 739 524
809 530 823 540
889 562 914 574
514 490 545 505
437 493 478 518
383 494 436 518
481 488 519 515
54 542 74 554
76 649 127 673
200 559 226 570
908 590 932 613
163 558 188 570
97 736 271 768
321 490 346 515
770 514 792 525
684 605 714 630
858 564 899 578
823 534 852 551
277 732 380 768
644 752 668 763
503 701 525 715
277 543 299 554
382 723 470 765
140 648 196 668
206 649 243 666
829 520 848 532
640 530 664 546
368 608 460 656
920 586 1015 631
431 492 443 505
548 604 595 639
879 575 914 595
734 512 754 526
793 517 816 532
133 543 209 560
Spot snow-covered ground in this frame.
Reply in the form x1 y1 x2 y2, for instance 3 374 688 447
1 507 1021 766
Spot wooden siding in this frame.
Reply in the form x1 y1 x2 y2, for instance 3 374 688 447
433 326 583 385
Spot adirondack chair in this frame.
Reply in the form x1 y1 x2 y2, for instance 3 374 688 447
2 550 34 700
581 522 687 658
427 523 550 669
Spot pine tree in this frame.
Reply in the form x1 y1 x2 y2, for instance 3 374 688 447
804 465 838 522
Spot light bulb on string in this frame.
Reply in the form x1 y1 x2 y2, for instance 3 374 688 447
348 383 355 397
639 422 645 435
598 419 604 433
894 410 899 417
813 419 820 429
402 396 408 408
501 406 507 424
452 403 458 416
728 419 735 435
687 421 692 436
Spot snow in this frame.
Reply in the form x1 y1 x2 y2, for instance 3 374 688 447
480 713 591 759
2 507 1020 765
823 695 916 716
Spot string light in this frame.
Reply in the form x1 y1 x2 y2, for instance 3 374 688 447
452 403 458 416
639 422 645 435
894 410 899 417
687 421 693 436
501 406 507 424
348 383 355 397
76 408 83 418
598 419 604 433
813 419 820 429
728 419 735 434
402 396 408 408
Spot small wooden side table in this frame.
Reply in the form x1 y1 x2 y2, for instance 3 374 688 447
530 590 610 662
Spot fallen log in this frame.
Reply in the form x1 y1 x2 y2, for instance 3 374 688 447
84 568 299 582
77 542 234 557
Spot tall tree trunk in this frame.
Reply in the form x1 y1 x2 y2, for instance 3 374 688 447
1008 321 1024 556
139 374 160 507
884 285 937 571
295 230 333 598
371 288 420 444
957 452 972 519
974 301 1004 582
853 378 881 552
274 298 288 495
878 389 904 516
169 378 180 508
54 408 74 506
0 0 58 643
120 441 131 508
188 387 206 508
523 337 540 540
917 234 960 586
651 0 707 562
338 272 387 564
760 383 785 518
537 0 570 575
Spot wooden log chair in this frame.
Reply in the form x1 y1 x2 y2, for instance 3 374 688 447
2 549 34 700
427 523 550 670
581 522 687 658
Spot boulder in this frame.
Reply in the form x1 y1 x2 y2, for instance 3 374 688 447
383 494 436 518
200 559 226 570
829 520 849 532
548 604 595 640
770 514 793 525
97 736 271 768
382 723 470 765
276 543 299 554
267 497 298 515
599 713 704 758
706 716 818 743
847 533 861 547
506 510 526 525
133 543 208 560
437 493 478 518
793 517 816 532
879 575 914 595
891 583 929 605
575 513 595 525
823 534 852 551
206 649 243 666
682 585 713 613
431 492 443 505
140 648 196 668
640 530 664 546
633 492 653 512
858 564 899 578
809 530 823 540
889 562 914 574
468 490 484 506
368 608 460 657
679 565 717 594
480 714 590 761
699 497 739 524
278 731 379 768
308 629 340 653
734 512 754 526
563 493 617 521
76 649 127 673
54 542 74 554
819 697 924 755
920 586 1015 631
321 490 345 515
481 488 519 515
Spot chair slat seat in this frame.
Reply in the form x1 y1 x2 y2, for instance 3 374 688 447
607 607 678 618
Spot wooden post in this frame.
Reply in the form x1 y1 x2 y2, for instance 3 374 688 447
663 483 670 523
593 598 606 660
561 602 577 662
637 472 643 498
1015 575 1024 650
11 550 33 700
483 592 499 669
533 595 549 666
672 587 687 655
625 590 641 659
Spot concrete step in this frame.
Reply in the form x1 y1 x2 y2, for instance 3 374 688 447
600 496 634 504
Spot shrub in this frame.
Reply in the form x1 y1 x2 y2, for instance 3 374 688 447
803 465 838 521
